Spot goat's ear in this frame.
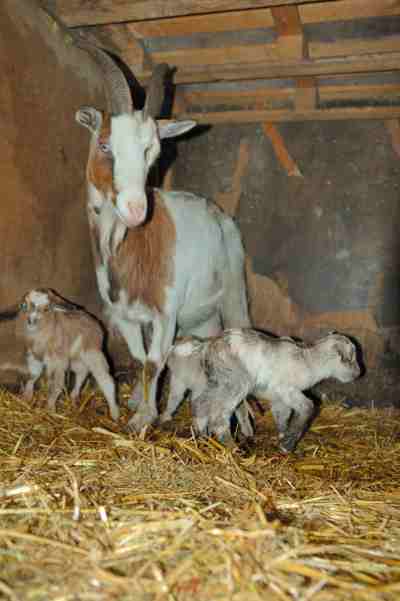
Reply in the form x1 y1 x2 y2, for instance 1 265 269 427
75 107 102 134
157 119 197 140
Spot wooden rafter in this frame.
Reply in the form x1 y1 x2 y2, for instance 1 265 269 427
49 0 340 28
134 52 400 85
177 106 400 123
80 1 400 40
181 82 400 108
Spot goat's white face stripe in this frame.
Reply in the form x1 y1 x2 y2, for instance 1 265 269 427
110 113 160 226
28 291 49 308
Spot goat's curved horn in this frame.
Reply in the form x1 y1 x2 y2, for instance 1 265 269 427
76 38 133 114
143 63 169 119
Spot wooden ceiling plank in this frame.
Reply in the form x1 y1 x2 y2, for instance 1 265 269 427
51 0 337 28
133 51 400 84
97 1 400 40
175 106 400 123
310 36 400 60
300 0 400 24
149 37 400 72
182 83 400 108
127 9 274 39
151 43 282 68
184 84 400 106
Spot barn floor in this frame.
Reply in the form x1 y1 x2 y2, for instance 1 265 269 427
0 384 400 601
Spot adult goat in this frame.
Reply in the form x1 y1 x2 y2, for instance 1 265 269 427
75 44 251 432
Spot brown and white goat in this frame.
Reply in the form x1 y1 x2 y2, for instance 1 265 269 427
16 288 119 420
75 46 251 432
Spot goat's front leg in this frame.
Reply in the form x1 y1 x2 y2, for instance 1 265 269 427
23 351 44 401
278 389 314 453
127 314 176 432
112 319 146 410
159 369 187 424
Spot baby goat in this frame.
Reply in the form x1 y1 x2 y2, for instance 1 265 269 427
16 289 119 420
161 329 360 451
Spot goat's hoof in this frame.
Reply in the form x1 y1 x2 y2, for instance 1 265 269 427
216 433 236 449
125 412 157 434
279 439 297 453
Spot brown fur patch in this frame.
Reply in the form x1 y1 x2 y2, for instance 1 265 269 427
86 112 116 203
108 190 176 313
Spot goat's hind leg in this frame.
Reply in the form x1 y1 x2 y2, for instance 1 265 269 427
83 351 119 420
70 361 89 403
46 360 68 412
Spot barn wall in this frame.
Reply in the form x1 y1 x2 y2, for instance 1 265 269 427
0 0 106 379
172 119 400 405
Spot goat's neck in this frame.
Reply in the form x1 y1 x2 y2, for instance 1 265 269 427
304 344 335 385
88 185 127 260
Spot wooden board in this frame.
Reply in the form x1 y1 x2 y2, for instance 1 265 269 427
310 36 400 59
93 1 400 39
182 83 400 107
176 106 400 123
135 52 400 84
51 0 331 28
127 9 274 39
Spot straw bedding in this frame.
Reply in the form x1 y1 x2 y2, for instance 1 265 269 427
0 382 399 601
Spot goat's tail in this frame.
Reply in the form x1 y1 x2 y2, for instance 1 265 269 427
218 213 251 329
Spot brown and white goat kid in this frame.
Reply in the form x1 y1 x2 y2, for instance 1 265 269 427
75 47 251 432
17 289 119 420
161 330 360 451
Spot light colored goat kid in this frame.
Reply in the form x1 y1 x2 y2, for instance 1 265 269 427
75 47 251 432
16 288 119 420
161 330 360 451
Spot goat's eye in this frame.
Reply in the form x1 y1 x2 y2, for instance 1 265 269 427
99 141 111 154
20 302 28 312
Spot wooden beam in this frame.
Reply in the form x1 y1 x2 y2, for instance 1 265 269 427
182 83 400 108
301 0 400 24
149 36 400 72
263 123 302 176
100 1 400 39
296 77 317 110
310 36 400 60
135 52 400 84
127 9 274 39
176 106 400 123
151 43 283 68
50 0 335 28
271 6 304 60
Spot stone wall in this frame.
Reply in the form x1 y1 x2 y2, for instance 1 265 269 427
173 119 400 405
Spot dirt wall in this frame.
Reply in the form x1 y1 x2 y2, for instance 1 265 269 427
173 119 400 405
0 0 106 380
